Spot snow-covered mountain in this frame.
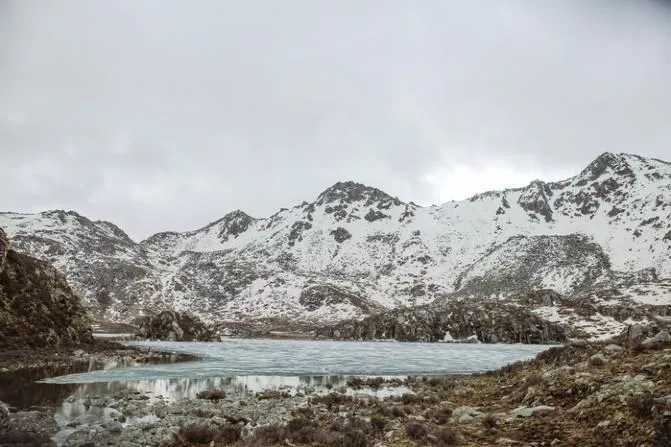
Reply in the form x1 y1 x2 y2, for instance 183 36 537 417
1 152 670 327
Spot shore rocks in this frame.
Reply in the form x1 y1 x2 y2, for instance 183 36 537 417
134 310 215 341
0 227 93 349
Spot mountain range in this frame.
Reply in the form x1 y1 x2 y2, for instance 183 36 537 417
1 152 670 339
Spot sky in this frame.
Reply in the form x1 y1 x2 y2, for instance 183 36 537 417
1 0 670 241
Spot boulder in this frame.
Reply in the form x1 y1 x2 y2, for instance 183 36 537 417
641 330 671 348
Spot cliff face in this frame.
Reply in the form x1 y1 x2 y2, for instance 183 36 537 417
0 227 93 349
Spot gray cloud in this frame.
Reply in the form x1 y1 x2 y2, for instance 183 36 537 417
1 0 670 240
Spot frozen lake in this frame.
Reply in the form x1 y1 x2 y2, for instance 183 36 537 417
42 339 551 384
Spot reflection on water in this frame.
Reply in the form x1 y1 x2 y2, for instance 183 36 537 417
52 374 411 430
0 357 142 408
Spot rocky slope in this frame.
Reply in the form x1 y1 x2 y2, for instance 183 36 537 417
0 227 92 348
134 310 216 341
0 152 670 333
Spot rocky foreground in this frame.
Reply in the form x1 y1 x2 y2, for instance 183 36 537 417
1 327 668 447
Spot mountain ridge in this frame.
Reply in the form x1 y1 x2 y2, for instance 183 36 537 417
1 152 669 333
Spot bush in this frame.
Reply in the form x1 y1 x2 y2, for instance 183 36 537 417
342 429 368 447
588 355 605 367
370 416 386 432
391 406 406 418
215 423 242 444
433 407 453 425
405 422 428 440
482 413 498 429
196 389 226 402
429 427 459 446
401 393 424 405
177 422 214 444
629 393 655 418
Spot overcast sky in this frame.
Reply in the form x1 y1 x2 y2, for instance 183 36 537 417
1 0 670 240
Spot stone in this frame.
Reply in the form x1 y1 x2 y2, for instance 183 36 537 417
0 400 9 419
627 324 647 343
452 406 483 422
509 406 555 418
604 344 624 353
642 330 671 348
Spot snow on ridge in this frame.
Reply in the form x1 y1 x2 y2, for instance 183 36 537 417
0 152 669 324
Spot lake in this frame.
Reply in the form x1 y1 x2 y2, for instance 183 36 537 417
41 339 550 387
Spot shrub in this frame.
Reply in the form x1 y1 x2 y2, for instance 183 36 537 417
342 429 368 447
405 422 428 440
196 389 226 402
215 423 242 444
629 393 655 418
429 427 459 446
256 389 291 400
433 407 453 425
370 416 386 432
391 406 406 418
177 422 214 444
536 346 565 363
401 393 424 405
588 355 605 367
482 414 498 429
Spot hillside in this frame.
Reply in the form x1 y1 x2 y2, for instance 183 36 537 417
1 152 669 335
0 228 92 348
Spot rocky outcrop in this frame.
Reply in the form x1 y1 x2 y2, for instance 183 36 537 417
0 227 93 348
134 310 215 341
318 298 566 343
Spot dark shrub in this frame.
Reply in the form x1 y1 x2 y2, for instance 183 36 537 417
433 406 453 425
535 346 565 363
588 355 605 367
391 406 406 418
401 393 424 405
177 422 214 444
482 414 498 429
370 416 386 432
196 389 226 402
429 427 459 446
215 423 242 444
629 393 655 418
405 422 428 440
342 429 368 447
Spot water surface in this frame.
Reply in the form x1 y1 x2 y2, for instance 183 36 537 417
42 339 550 384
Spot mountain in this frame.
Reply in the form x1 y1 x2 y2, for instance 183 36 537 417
1 153 670 333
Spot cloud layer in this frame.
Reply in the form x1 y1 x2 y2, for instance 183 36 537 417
1 0 670 239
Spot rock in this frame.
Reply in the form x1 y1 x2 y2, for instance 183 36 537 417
641 330 671 348
604 344 624 353
627 324 647 343
597 420 610 428
452 406 483 422
509 406 555 418
0 400 9 419
0 233 93 349
134 310 215 341
542 366 575 379
589 353 608 365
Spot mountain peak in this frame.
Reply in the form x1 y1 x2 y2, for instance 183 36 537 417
315 181 403 208
579 152 633 182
